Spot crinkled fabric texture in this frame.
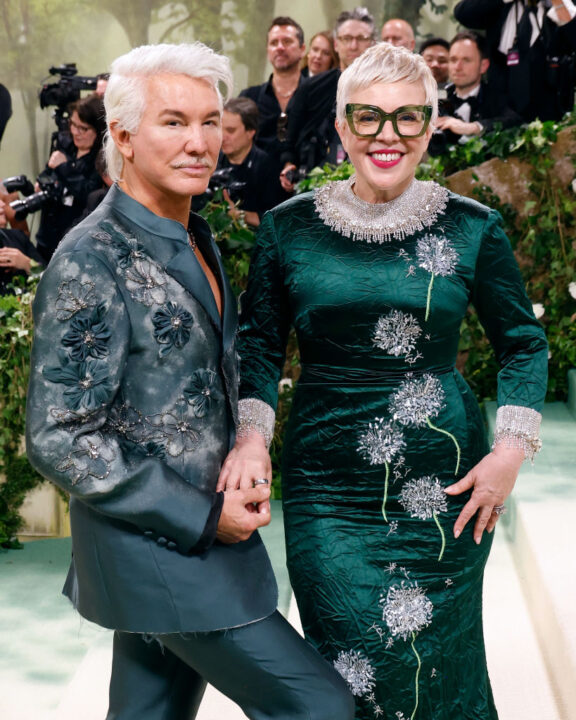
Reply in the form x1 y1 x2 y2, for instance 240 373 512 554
239 188 548 719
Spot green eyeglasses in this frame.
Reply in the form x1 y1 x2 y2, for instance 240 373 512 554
345 103 433 138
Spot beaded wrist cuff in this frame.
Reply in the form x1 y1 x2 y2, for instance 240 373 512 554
492 405 543 462
237 398 276 448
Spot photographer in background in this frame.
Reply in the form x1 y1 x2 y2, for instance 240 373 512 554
217 97 278 227
35 93 105 263
428 31 522 156
455 0 576 121
0 199 44 295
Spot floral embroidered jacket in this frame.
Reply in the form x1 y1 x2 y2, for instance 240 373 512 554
25 184 277 633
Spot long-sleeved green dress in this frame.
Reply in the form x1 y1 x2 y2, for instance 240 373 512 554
238 178 548 720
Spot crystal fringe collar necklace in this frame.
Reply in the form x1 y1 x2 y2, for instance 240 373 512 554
314 175 449 244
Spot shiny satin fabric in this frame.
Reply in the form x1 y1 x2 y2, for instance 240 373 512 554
239 187 548 719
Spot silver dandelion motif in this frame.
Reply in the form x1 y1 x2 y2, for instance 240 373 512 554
389 374 445 428
358 417 405 522
416 234 459 321
373 310 422 359
400 475 448 561
382 582 433 641
333 649 376 697
358 418 406 465
416 234 459 276
400 476 447 520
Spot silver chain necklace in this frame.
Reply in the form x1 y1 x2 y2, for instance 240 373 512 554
314 176 449 243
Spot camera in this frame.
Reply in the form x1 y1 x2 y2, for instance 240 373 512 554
8 170 63 221
284 167 307 185
39 63 98 154
206 167 247 203
3 175 36 197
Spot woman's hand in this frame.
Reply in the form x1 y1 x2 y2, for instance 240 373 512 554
444 444 525 544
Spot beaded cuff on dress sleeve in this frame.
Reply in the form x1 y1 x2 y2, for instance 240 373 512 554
492 405 543 462
237 398 276 448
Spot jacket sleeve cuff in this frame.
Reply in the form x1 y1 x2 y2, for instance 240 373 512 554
194 491 225 553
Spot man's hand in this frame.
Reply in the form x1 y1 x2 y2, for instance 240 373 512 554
435 116 482 136
216 485 271 544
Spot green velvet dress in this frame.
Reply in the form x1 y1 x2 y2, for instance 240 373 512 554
238 179 548 720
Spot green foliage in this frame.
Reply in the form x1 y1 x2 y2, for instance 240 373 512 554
0 276 44 549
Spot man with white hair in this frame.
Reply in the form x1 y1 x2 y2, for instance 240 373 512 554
26 42 353 720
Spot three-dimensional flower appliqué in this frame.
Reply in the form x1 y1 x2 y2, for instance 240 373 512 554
56 432 116 485
55 279 98 321
389 373 460 475
373 310 422 362
95 222 147 269
43 354 113 411
125 259 167 307
184 369 223 417
416 234 459 321
333 649 376 697
400 475 448 560
358 417 406 521
152 302 194 357
62 302 111 361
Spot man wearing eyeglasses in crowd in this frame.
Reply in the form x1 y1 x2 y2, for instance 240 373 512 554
279 7 376 193
240 16 306 206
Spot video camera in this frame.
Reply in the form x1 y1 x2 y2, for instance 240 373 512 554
39 63 98 153
205 167 247 203
6 170 63 221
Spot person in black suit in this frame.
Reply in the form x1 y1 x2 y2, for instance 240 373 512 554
455 0 576 121
429 31 522 155
279 6 376 192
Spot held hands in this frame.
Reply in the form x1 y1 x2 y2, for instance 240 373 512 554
444 444 525 544
216 484 271 544
216 432 273 543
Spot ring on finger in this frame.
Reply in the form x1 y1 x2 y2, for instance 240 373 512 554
492 504 507 516
254 478 269 486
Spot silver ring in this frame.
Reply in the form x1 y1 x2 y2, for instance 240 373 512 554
493 504 507 516
254 478 269 486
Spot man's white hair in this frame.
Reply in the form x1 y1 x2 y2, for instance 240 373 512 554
336 42 438 126
104 43 233 181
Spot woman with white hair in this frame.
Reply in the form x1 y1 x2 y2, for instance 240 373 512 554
219 42 548 719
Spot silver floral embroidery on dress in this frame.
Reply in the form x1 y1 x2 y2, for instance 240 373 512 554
314 176 449 243
55 432 116 485
372 310 422 361
357 417 406 522
389 373 461 475
382 581 433 641
333 649 376 696
55 280 98 321
400 475 448 561
416 234 459 321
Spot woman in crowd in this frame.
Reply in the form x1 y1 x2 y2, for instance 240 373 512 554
302 31 338 77
219 43 548 719
35 93 106 263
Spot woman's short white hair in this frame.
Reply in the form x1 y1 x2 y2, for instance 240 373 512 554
104 42 233 182
336 42 438 126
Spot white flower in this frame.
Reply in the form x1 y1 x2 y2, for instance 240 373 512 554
373 310 422 357
333 649 376 697
571 178 576 194
279 378 293 390
569 281 576 300
358 418 406 465
382 582 433 641
532 303 545 319
400 476 447 520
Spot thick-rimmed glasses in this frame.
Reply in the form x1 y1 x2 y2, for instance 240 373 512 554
345 103 433 138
